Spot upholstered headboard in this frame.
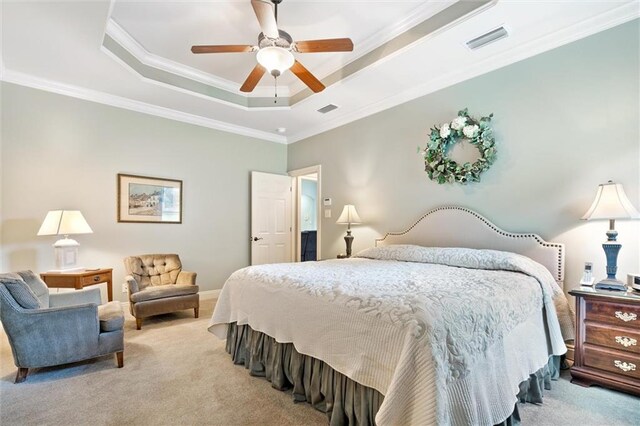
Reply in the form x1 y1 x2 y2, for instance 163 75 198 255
375 206 565 287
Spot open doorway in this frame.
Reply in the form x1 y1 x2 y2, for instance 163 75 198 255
289 165 321 262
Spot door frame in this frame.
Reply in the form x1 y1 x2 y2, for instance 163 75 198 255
288 165 322 262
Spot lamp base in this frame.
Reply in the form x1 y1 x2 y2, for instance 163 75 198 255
344 230 354 258
595 278 628 292
53 245 80 271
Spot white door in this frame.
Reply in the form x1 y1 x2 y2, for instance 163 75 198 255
251 171 293 265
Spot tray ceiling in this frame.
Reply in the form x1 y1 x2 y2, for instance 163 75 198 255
1 1 637 144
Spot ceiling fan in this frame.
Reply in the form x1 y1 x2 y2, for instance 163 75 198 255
191 0 354 94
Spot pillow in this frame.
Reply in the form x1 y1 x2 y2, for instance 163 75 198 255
1 278 42 309
16 270 50 308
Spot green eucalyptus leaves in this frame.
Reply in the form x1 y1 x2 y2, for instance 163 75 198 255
420 108 496 184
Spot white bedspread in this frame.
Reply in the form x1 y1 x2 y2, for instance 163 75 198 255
209 246 572 425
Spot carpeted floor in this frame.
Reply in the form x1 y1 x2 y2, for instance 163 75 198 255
1 298 638 425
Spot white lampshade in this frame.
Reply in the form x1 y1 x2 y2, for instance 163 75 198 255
256 46 295 77
581 181 640 220
336 205 362 225
37 210 93 236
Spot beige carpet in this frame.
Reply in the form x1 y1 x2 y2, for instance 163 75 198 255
1 299 637 425
0 299 325 425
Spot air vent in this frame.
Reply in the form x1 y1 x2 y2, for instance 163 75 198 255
317 104 339 114
466 26 508 50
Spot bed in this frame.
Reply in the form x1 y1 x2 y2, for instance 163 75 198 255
209 206 574 425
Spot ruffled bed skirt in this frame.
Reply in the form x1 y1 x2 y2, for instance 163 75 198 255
226 323 560 426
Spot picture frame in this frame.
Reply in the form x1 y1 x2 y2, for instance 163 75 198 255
117 173 182 224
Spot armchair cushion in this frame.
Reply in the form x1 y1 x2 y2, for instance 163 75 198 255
130 284 199 303
49 288 102 308
1 271 50 307
16 270 50 307
176 271 197 286
98 302 124 332
124 254 182 290
1 278 42 309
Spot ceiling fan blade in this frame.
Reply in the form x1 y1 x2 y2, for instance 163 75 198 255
191 45 255 54
294 38 354 53
251 0 279 39
290 60 325 93
240 64 266 92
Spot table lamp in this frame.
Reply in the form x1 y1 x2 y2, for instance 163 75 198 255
336 204 362 258
581 181 640 291
37 210 93 271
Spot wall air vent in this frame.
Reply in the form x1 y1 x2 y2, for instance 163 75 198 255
466 26 509 50
317 104 339 114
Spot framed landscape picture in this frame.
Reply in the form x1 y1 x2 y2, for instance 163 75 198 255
117 174 182 223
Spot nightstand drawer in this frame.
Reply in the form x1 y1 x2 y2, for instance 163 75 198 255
584 345 640 380
585 322 640 354
81 273 109 285
585 299 640 329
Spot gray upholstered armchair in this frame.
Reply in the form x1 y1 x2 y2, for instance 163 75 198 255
124 254 199 330
0 271 124 383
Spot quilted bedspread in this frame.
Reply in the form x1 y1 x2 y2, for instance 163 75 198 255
209 245 573 425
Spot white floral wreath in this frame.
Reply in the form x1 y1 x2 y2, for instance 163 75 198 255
420 108 496 184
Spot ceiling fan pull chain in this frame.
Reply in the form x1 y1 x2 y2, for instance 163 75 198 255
273 0 281 24
274 75 278 103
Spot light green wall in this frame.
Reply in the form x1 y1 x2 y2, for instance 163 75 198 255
0 83 287 300
2 21 638 300
288 20 640 292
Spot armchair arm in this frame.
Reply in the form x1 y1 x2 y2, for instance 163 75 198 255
49 288 102 307
5 304 100 368
125 275 139 294
176 271 197 286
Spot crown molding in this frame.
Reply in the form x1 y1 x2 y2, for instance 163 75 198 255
290 0 497 106
106 2 454 101
105 19 288 99
3 3 634 147
286 0 456 94
0 69 287 144
287 2 640 144
99 44 291 112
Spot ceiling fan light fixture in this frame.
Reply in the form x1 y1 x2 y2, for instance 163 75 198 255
257 46 294 77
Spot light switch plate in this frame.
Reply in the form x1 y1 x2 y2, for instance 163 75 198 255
122 282 128 293
324 209 331 218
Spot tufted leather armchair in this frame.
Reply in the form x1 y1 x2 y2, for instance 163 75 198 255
123 254 199 330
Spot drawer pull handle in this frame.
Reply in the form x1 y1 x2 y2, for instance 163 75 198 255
93 276 100 282
614 311 637 322
613 360 636 372
615 336 637 348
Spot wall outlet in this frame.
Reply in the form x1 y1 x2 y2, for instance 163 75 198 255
122 282 128 293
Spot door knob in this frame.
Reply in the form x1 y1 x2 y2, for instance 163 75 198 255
251 237 264 242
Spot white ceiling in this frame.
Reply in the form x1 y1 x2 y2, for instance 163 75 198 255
111 0 438 90
1 1 638 144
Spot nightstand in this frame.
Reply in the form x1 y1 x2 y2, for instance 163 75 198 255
570 286 640 396
40 269 113 302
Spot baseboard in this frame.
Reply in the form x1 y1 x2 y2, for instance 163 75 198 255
199 289 221 300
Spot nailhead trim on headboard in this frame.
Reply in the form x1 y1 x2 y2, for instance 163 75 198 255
375 206 565 283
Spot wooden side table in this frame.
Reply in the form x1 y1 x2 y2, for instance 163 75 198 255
40 268 113 302
569 286 640 396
